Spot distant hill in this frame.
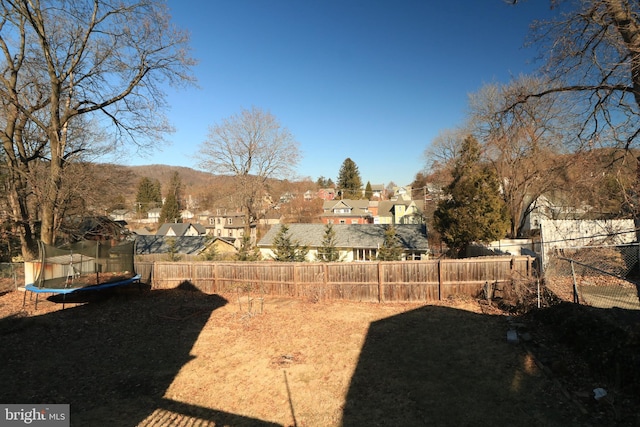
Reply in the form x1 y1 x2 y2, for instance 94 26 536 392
128 165 219 190
100 163 317 214
126 164 238 210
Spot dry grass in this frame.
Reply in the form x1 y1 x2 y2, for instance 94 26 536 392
0 283 625 426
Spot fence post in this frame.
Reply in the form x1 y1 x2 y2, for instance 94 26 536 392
213 263 218 293
151 261 156 290
438 259 443 301
323 263 328 295
378 262 384 303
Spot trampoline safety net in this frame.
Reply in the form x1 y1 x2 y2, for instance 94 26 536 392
31 240 136 290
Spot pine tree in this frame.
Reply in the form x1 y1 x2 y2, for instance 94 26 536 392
364 181 373 200
165 237 182 262
377 225 404 261
433 136 509 257
136 177 162 214
316 223 341 262
152 179 162 205
337 158 363 199
199 236 219 261
159 172 182 224
271 224 308 262
236 234 261 261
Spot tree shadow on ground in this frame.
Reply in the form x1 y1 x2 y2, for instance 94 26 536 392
341 305 577 427
0 281 280 426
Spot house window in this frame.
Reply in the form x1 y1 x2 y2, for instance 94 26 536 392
351 219 358 224
240 229 244 237
228 218 233 225
217 229 221 236
209 218 215 225
353 248 377 261
217 218 221 224
228 230 233 237
339 220 346 224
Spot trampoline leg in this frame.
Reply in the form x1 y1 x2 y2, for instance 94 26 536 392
22 290 27 307
34 293 39 310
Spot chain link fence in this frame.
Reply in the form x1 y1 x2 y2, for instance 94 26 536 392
0 263 24 293
544 243 640 310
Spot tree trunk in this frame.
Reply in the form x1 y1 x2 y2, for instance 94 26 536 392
40 129 65 246
6 171 37 259
606 0 640 109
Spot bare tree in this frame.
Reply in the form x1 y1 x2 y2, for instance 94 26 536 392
0 0 195 257
197 107 301 240
423 127 468 173
469 76 574 237
515 0 640 148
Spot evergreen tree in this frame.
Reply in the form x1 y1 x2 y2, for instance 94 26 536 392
152 179 162 204
159 172 182 224
165 237 182 262
136 177 162 214
377 225 404 261
271 224 308 262
316 223 341 262
316 176 328 188
199 236 219 261
317 176 335 188
433 136 509 257
364 181 373 200
337 158 363 199
237 234 261 261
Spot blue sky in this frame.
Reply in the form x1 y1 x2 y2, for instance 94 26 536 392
126 0 556 187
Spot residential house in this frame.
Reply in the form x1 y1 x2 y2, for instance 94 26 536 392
370 184 386 199
156 222 207 237
206 237 238 260
321 199 373 224
279 192 295 204
393 185 412 199
376 197 425 225
136 235 209 256
318 188 336 201
147 208 162 223
522 192 592 234
258 224 429 261
109 209 135 222
196 210 213 223
135 234 238 260
260 210 284 226
180 209 195 221
198 208 257 249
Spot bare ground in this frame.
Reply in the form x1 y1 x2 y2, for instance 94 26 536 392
0 282 638 426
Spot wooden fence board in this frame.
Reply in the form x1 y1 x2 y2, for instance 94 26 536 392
133 256 535 303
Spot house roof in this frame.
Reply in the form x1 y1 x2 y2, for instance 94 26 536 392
257 224 429 251
322 199 372 217
156 222 207 236
135 235 209 255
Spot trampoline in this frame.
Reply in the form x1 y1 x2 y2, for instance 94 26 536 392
23 239 141 309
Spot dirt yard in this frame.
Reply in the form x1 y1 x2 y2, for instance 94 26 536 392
0 283 638 426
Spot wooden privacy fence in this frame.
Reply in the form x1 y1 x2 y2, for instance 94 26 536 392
135 256 535 303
